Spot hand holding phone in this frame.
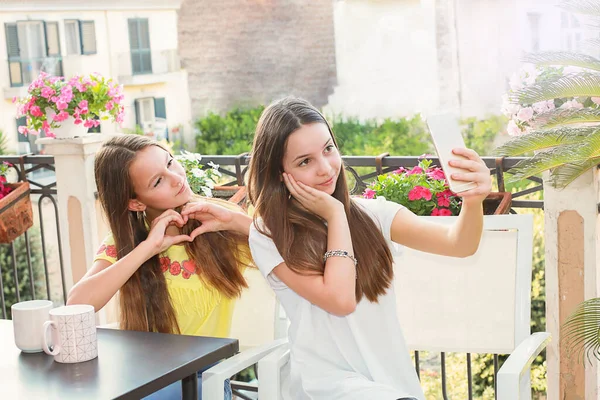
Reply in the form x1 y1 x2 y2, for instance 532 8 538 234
426 114 478 193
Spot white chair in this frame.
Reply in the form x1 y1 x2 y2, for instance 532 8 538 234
203 214 550 400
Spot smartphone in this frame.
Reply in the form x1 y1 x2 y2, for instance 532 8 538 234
426 114 478 193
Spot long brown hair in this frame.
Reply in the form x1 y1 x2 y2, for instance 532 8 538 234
95 135 249 334
247 97 394 302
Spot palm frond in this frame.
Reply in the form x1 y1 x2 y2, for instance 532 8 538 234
538 108 600 128
493 126 597 156
583 37 600 50
506 138 600 182
512 73 600 104
562 298 600 365
561 0 600 17
523 52 600 72
550 156 600 188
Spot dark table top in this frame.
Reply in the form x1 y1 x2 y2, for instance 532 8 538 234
0 319 239 399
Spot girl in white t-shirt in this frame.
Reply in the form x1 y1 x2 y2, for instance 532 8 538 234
246 97 492 400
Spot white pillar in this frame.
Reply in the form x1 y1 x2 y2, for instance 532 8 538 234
544 168 600 400
36 134 111 323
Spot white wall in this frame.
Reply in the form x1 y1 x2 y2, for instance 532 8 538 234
325 0 591 121
324 0 439 120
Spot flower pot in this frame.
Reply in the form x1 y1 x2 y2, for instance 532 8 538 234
0 182 34 243
45 108 89 139
213 185 248 210
483 191 512 215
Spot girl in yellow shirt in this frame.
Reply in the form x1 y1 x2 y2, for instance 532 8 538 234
67 135 252 399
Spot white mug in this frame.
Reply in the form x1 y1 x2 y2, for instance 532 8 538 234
11 299 54 353
43 304 98 363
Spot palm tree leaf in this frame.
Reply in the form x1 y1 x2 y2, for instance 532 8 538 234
561 0 600 17
538 108 600 128
493 126 597 156
523 52 600 72
512 73 600 104
506 136 600 182
550 156 600 188
562 298 600 364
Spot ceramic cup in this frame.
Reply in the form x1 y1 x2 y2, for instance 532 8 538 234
11 299 54 353
42 304 98 363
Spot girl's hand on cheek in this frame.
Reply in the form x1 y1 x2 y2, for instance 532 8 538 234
283 173 344 221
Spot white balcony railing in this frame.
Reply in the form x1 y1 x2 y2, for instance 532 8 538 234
116 49 181 85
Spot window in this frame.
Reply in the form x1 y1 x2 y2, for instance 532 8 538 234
5 21 62 87
128 19 152 74
561 12 582 52
134 97 168 139
64 20 96 55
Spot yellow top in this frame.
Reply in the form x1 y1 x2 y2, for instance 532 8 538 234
95 235 245 337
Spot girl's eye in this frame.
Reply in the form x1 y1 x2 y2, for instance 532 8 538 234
325 145 334 153
299 158 309 167
167 158 174 167
154 178 162 188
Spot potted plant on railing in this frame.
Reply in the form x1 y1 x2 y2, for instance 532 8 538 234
0 162 33 243
14 72 125 139
362 158 511 216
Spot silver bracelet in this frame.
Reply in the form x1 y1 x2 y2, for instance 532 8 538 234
323 250 358 266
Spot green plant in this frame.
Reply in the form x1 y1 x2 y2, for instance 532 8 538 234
494 0 600 188
194 106 264 155
363 159 461 216
2 228 46 319
175 151 222 197
461 115 508 156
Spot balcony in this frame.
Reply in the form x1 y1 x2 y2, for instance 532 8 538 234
3 57 63 100
116 49 182 86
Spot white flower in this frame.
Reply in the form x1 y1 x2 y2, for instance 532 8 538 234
560 100 584 110
202 187 212 197
547 100 555 110
532 101 549 114
191 168 205 178
509 73 524 91
516 107 534 122
507 120 523 136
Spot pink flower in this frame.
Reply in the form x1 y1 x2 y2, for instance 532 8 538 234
436 192 450 207
406 166 423 176
41 87 55 99
45 131 56 139
516 107 534 122
51 96 59 103
29 106 43 117
427 168 445 180
42 120 51 133
11 96 16 104
408 186 432 201
17 126 28 136
56 100 68 110
78 100 88 110
83 119 95 128
53 111 70 122
363 188 376 199
74 118 83 125
592 97 600 106
431 207 452 217
105 101 114 111
393 167 405 174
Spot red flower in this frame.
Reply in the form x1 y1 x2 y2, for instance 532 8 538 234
96 244 106 255
169 261 181 276
182 270 192 279
408 186 432 201
105 245 117 258
436 192 450 207
431 208 452 216
159 256 170 273
363 188 376 199
427 168 445 180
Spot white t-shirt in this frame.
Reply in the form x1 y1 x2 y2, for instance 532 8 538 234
249 197 424 400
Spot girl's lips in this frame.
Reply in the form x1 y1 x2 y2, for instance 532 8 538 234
177 183 187 195
319 176 335 186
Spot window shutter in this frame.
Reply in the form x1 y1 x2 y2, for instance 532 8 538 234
154 98 166 119
80 21 96 54
44 22 60 56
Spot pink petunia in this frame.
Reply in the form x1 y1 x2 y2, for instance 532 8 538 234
431 208 441 216
437 193 450 207
83 119 95 128
41 87 55 99
406 166 423 176
17 126 28 136
408 186 432 201
56 100 68 110
393 167 405 174
363 188 376 199
29 106 43 117
427 168 445 180
439 208 452 216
